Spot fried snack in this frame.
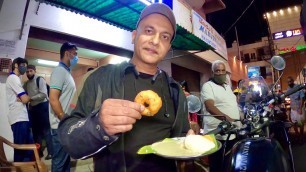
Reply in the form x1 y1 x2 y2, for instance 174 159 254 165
134 90 162 116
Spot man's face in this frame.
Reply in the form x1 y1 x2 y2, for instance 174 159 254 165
65 48 78 60
15 63 27 75
132 13 173 65
287 78 294 86
26 68 35 78
213 64 226 75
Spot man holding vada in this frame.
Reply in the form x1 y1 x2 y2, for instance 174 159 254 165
58 3 193 172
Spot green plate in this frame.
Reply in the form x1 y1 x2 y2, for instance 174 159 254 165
137 135 222 160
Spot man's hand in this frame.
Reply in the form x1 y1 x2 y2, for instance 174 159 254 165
186 129 195 136
225 115 235 122
190 122 200 134
99 99 144 136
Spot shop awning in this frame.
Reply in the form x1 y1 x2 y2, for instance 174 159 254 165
37 0 212 51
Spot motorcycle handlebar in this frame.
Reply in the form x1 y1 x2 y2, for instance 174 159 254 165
249 119 269 135
280 83 306 99
266 83 306 105
205 121 231 135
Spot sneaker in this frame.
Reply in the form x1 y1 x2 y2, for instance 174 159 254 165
45 154 52 160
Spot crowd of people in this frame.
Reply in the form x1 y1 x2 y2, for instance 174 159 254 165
4 3 306 172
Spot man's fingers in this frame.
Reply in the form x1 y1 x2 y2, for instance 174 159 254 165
105 125 133 136
103 116 137 125
104 99 145 113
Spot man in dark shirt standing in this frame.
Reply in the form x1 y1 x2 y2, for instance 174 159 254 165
24 65 52 160
58 3 193 172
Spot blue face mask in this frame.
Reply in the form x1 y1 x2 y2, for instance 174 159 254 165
18 66 27 75
70 56 78 68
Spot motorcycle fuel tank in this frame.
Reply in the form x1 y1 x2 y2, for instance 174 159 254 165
228 138 291 172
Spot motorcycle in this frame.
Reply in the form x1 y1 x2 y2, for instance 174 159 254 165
213 55 306 172
191 55 306 172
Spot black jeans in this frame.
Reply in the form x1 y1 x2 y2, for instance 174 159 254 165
29 101 53 156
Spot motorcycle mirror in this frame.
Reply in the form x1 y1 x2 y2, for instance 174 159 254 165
270 55 286 71
186 95 202 113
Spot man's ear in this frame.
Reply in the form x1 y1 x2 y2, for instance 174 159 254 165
132 30 137 44
64 51 69 58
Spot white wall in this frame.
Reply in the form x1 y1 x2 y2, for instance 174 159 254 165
0 75 13 161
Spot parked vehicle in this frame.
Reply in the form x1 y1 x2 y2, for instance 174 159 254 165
205 56 306 172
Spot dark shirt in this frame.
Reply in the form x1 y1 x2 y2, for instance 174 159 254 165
122 72 176 171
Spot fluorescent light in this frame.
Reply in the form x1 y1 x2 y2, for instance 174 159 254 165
37 59 59 67
109 57 129 64
139 0 151 5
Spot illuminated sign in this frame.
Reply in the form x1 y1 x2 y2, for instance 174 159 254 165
272 28 303 40
278 44 306 54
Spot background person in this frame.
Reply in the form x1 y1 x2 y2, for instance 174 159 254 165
287 76 305 144
5 57 34 162
180 80 200 134
24 64 53 160
58 3 192 172
49 42 78 172
201 60 240 172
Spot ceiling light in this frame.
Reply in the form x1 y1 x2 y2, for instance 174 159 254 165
109 56 130 64
37 59 59 67
139 0 151 5
288 7 292 13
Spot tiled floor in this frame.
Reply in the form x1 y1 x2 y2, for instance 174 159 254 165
41 150 94 172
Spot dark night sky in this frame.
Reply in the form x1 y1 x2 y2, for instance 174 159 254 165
206 0 303 47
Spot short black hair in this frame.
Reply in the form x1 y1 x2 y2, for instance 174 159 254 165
287 76 294 82
12 57 28 71
27 64 36 71
60 42 78 59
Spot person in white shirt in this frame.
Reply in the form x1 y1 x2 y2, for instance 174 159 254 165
6 57 34 162
200 60 240 172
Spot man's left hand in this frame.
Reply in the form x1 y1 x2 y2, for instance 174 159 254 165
186 129 195 136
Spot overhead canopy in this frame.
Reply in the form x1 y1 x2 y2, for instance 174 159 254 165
37 0 212 51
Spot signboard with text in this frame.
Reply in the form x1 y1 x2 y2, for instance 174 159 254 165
191 10 227 59
272 28 303 40
0 39 16 55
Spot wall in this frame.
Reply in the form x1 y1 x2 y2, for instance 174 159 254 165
0 75 13 161
227 56 247 83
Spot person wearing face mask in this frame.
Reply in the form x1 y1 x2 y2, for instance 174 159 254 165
5 57 34 162
23 65 53 160
49 42 77 172
287 76 305 144
200 60 240 172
